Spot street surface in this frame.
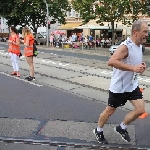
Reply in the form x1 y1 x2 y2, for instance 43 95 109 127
0 42 150 150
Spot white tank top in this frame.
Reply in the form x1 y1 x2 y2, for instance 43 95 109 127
109 38 142 93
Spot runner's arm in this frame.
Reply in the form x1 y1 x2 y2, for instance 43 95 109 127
107 44 134 71
24 37 29 47
12 38 20 46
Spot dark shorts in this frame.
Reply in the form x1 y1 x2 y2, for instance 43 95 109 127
108 86 143 108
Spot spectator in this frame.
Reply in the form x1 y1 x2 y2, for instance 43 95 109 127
89 34 93 42
105 38 111 48
21 26 35 81
50 34 54 47
72 33 76 42
8 26 21 77
100 38 105 47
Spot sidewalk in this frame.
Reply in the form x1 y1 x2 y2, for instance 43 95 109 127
0 118 149 149
1 41 150 57
37 45 150 62
37 45 112 57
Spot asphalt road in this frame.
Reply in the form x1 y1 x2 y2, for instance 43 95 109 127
1 42 150 67
1 66 150 150
0 43 109 61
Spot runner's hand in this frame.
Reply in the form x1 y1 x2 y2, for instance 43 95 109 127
132 64 145 73
141 62 146 69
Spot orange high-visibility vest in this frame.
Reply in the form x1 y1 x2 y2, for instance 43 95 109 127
24 34 34 57
8 34 20 55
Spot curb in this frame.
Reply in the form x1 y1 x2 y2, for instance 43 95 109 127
0 137 150 149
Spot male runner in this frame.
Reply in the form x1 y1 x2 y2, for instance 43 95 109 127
93 19 148 144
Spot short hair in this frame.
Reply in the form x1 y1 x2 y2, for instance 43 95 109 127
132 19 148 33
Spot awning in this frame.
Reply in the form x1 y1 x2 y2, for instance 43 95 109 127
75 25 131 30
57 22 82 30
75 26 92 29
75 25 109 30
92 26 109 30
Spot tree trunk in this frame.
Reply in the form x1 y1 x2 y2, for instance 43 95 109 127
111 21 115 45
34 27 37 33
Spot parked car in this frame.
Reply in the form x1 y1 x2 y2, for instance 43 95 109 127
0 37 8 42
109 41 145 55
33 33 46 45
38 32 46 38
109 41 122 55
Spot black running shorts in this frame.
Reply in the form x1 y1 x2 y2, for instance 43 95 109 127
108 86 143 108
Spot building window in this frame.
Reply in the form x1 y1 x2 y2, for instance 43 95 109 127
75 12 80 18
68 11 71 17
67 8 77 17
71 10 75 17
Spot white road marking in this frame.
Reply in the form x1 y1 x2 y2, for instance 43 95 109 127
42 59 69 66
100 71 150 83
101 71 109 74
143 79 150 82
3 53 8 56
0 72 43 87
1 51 150 83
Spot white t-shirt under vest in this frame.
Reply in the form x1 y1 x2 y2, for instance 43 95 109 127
109 38 143 93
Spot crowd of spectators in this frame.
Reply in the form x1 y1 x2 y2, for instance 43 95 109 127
49 32 123 49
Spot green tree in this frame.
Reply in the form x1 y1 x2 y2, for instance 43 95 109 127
72 0 147 44
0 0 25 26
143 0 150 16
0 0 70 32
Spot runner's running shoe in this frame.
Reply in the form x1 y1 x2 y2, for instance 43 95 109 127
93 128 108 144
114 125 130 142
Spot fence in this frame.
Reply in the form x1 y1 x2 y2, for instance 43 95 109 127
60 42 110 51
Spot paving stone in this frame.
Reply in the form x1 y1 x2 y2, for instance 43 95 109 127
0 118 40 137
41 120 135 145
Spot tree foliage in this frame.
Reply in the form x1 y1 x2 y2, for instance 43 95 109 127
143 0 150 16
72 0 149 44
0 0 70 32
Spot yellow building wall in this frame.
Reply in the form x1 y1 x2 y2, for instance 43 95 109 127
95 30 101 38
83 29 90 37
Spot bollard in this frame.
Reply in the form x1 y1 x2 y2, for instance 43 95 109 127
62 42 64 49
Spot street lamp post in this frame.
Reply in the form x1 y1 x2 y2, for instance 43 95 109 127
43 0 49 47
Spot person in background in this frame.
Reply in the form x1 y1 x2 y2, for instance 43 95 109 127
50 34 54 47
8 26 21 77
72 33 76 42
20 26 35 81
89 34 93 42
100 38 105 47
84 36 88 48
109 38 112 45
105 38 111 48
53 34 57 47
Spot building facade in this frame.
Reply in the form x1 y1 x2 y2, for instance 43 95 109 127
57 0 150 40
0 17 9 33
